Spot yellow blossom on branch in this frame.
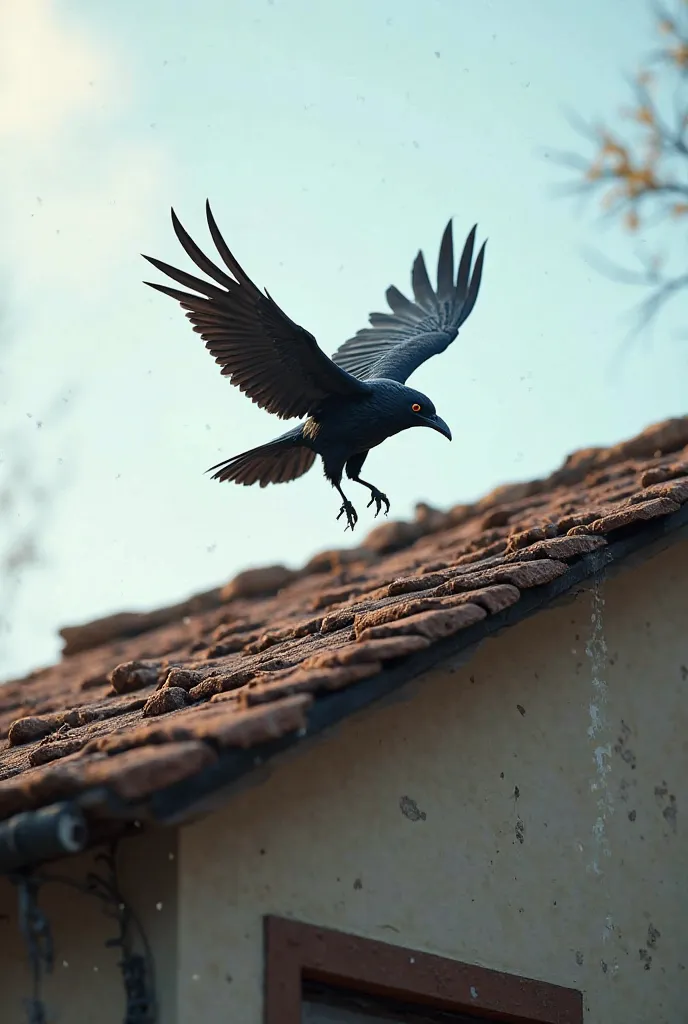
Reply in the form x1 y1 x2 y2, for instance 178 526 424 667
634 106 655 125
670 42 688 64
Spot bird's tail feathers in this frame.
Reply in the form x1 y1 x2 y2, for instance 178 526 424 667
207 429 315 487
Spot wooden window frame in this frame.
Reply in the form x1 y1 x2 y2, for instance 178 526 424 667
264 916 583 1024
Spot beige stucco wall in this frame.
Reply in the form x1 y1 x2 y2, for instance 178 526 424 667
0 826 178 1024
177 536 688 1024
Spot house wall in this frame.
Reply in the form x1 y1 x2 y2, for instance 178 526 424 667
0 826 178 1024
177 537 688 1024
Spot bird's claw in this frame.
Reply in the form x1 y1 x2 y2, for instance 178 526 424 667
366 488 390 519
337 499 359 532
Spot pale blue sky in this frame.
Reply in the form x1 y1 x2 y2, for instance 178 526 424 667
2 0 686 680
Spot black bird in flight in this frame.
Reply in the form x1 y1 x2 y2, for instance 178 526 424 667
143 204 485 531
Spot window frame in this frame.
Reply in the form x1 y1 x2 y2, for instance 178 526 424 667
264 916 583 1024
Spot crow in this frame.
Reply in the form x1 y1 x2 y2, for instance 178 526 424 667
143 203 485 531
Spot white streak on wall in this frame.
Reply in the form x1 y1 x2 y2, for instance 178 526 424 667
585 579 613 877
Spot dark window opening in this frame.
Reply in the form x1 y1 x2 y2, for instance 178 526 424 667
303 980 497 1022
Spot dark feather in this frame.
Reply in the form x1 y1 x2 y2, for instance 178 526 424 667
411 250 437 311
454 225 476 307
204 200 257 293
170 208 236 290
436 220 454 299
457 241 486 326
385 285 424 319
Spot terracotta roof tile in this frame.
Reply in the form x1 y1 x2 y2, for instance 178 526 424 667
426 559 568 597
109 660 162 694
244 663 382 706
1 414 688 835
640 462 688 486
303 635 431 669
357 603 486 642
142 687 190 717
587 497 680 533
503 534 606 561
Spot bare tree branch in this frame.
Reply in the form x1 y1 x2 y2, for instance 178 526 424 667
0 295 72 676
552 0 688 336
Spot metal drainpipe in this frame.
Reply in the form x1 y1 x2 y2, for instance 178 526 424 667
0 803 89 873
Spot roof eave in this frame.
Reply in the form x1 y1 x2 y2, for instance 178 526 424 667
3 502 687 875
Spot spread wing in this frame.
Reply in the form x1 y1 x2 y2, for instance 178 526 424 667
331 221 486 384
143 202 369 420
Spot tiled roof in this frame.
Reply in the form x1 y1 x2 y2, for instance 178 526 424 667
1 415 688 842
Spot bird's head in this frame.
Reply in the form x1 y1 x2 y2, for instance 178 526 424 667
398 387 452 441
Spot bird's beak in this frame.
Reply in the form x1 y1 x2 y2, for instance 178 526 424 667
425 414 452 441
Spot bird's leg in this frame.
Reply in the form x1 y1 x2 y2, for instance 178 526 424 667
334 482 358 532
345 452 390 519
325 456 359 531
357 477 390 518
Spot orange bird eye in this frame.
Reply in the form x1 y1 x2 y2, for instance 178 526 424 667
411 403 421 413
